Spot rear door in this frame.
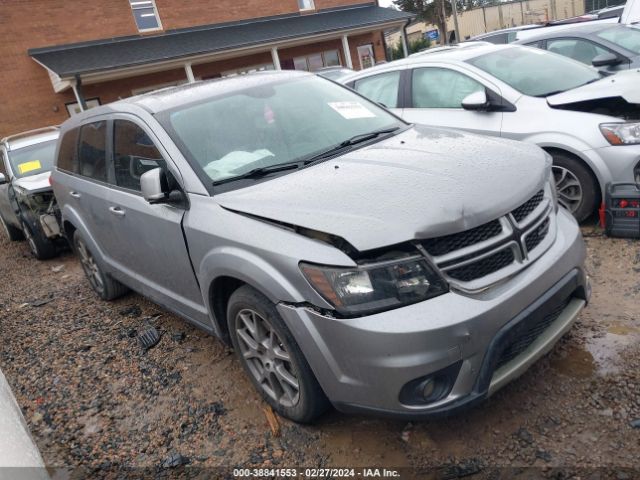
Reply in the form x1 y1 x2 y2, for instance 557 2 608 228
101 117 206 325
401 66 503 136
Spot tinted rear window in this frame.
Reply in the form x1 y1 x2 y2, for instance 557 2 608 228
57 129 78 173
78 122 108 182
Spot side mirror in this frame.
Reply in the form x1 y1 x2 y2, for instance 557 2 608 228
141 168 169 204
0 173 6 185
592 52 621 67
461 90 490 111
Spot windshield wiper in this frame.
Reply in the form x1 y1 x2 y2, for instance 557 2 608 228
538 77 604 98
212 161 303 186
212 127 401 187
301 126 401 165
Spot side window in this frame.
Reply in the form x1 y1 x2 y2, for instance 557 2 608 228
57 129 78 173
485 33 508 44
113 120 165 192
412 68 484 109
78 121 107 182
353 71 401 108
546 38 610 65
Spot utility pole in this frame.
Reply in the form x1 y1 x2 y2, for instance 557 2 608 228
441 0 448 45
451 0 461 44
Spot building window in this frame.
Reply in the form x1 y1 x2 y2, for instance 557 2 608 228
129 0 162 32
64 98 101 117
298 0 315 10
292 50 342 72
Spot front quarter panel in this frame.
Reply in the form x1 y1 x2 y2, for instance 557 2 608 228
184 194 356 334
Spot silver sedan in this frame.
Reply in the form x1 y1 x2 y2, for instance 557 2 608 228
341 44 640 221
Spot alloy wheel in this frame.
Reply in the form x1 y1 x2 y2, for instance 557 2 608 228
0 216 9 239
21 222 38 257
553 166 583 214
234 308 300 408
75 238 105 295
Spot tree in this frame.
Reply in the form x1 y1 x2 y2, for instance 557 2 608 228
393 0 452 45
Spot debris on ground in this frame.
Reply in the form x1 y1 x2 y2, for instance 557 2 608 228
138 326 161 351
263 405 281 437
119 305 142 317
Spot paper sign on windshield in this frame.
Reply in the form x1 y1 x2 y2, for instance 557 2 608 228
18 160 42 174
328 102 376 120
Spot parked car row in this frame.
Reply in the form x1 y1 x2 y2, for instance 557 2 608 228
341 44 640 222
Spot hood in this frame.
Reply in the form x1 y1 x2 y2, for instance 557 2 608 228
547 69 640 107
216 125 550 252
13 171 52 194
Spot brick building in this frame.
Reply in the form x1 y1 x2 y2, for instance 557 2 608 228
0 0 412 138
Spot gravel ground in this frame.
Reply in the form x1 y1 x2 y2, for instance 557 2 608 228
0 226 639 479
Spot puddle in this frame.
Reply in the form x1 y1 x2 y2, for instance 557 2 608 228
553 322 639 378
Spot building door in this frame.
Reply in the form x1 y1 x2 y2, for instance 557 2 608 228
357 44 375 69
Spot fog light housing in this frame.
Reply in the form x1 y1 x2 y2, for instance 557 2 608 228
399 361 462 406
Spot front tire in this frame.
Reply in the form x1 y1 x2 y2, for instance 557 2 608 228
0 213 24 241
21 218 57 260
227 285 330 423
73 231 128 301
551 152 599 223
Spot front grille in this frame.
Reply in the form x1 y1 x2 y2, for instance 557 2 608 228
511 190 544 223
421 189 552 285
525 218 550 253
495 297 570 370
447 248 515 282
422 220 503 257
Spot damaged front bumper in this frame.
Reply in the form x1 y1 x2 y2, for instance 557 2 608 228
277 208 588 418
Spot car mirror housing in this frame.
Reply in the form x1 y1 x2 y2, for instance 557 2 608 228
0 173 6 185
462 90 490 111
592 52 621 68
140 167 169 204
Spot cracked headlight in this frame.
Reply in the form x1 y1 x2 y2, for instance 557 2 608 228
600 122 640 145
300 257 448 316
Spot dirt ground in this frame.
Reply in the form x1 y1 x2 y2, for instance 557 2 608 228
0 225 639 479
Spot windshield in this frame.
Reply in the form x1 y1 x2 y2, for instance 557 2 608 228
8 139 57 179
317 69 353 80
467 46 601 97
597 25 640 55
159 76 403 186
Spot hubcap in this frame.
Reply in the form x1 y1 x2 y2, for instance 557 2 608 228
0 216 9 239
553 166 583 214
235 309 300 408
22 222 38 256
75 238 105 294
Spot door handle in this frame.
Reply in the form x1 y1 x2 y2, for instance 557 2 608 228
69 191 81 198
109 206 126 217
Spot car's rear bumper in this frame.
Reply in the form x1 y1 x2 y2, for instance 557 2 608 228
277 208 588 417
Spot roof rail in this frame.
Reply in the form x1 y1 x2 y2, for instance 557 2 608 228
2 126 59 145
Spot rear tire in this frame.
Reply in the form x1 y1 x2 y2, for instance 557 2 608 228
73 231 129 301
227 285 330 423
21 218 57 260
0 213 24 241
551 152 599 223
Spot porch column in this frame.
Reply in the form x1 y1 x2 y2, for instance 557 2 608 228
184 63 195 83
342 34 354 69
271 47 281 70
72 74 87 112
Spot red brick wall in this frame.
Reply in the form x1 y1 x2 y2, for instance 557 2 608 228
0 0 384 138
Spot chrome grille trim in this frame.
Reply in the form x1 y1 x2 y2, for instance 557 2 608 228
420 186 557 292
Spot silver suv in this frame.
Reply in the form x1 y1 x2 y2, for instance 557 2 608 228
52 72 589 422
0 127 63 259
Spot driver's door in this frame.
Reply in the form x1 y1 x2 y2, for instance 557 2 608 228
100 117 208 326
401 66 503 137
